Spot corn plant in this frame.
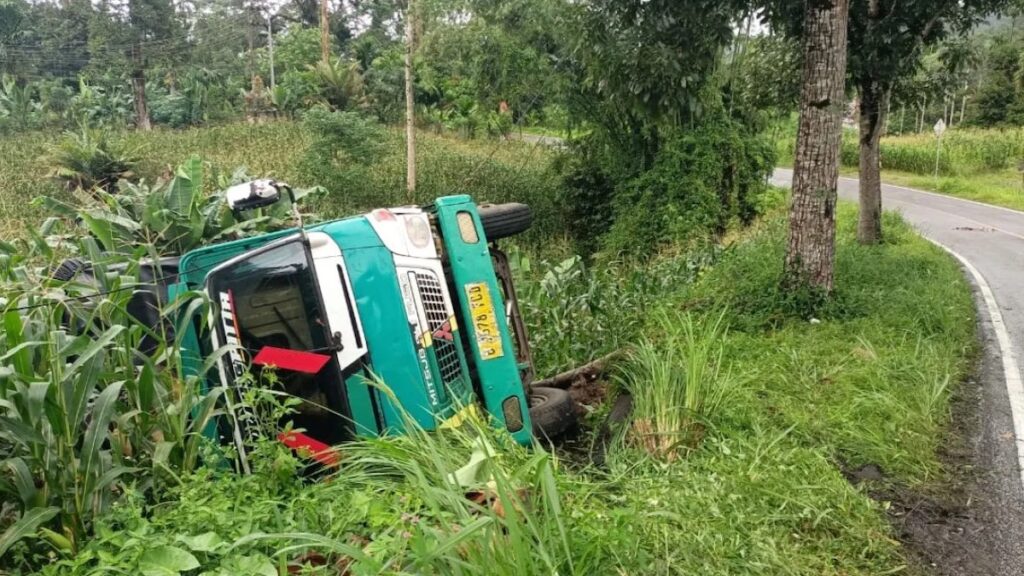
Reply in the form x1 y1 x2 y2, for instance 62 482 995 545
614 311 735 461
0 236 222 561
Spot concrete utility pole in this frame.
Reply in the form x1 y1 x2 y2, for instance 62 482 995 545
320 0 329 63
404 0 417 199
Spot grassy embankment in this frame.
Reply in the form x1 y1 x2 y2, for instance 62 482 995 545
0 123 974 574
777 124 1024 210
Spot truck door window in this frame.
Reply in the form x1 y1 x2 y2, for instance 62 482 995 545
208 240 351 446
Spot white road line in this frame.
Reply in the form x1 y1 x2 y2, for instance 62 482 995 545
928 240 1024 494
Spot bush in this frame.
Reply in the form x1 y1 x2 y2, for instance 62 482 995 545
300 108 391 208
47 128 140 193
600 118 775 254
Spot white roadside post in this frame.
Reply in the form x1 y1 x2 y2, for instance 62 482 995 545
934 118 946 186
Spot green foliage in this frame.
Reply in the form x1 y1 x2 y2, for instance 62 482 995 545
300 108 391 207
47 128 140 193
0 74 43 133
615 311 735 460
310 58 368 111
573 0 748 122
565 114 776 255
511 245 719 376
40 155 324 256
0 237 222 562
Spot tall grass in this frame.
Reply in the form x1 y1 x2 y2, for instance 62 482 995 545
866 127 1024 175
776 121 1024 176
615 311 735 460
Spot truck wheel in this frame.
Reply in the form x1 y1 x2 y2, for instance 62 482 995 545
478 203 532 240
529 386 577 440
51 258 85 281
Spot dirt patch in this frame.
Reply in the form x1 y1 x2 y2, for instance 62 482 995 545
567 374 609 415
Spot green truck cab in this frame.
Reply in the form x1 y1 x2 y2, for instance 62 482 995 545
71 182 576 466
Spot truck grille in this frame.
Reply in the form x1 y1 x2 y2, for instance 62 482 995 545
414 271 464 384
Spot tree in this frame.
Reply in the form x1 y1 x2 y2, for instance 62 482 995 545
91 0 183 130
850 0 1011 244
784 0 849 293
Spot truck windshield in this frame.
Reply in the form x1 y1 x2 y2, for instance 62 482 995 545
208 239 351 446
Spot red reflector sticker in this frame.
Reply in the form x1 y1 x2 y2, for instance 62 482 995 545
277 431 339 466
252 346 331 374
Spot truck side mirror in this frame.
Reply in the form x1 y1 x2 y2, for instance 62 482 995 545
225 180 283 212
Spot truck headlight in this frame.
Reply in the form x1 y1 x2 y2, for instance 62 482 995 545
404 214 432 248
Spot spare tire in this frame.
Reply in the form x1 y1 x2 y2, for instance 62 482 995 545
478 203 532 241
529 386 577 440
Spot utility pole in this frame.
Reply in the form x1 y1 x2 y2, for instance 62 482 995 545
247 0 256 85
320 0 330 63
404 0 417 199
267 12 275 90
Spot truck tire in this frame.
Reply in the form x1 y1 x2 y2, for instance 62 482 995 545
529 386 577 440
478 203 532 240
51 258 85 281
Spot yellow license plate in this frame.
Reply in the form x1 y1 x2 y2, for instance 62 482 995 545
465 282 504 360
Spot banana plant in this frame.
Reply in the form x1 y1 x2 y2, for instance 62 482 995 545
37 155 325 256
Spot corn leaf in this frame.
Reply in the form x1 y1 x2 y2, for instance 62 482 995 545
0 506 59 558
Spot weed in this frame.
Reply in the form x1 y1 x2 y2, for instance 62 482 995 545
615 311 735 460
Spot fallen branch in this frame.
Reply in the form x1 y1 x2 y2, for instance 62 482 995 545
532 350 624 389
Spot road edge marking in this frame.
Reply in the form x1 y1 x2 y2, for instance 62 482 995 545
928 239 1024 495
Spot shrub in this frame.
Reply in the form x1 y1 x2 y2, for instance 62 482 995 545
601 118 775 254
300 108 391 208
614 311 735 461
47 128 140 194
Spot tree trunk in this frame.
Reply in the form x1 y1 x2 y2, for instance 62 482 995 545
130 44 151 131
784 0 849 293
857 78 888 245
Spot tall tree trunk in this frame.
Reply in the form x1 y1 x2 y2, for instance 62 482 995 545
130 44 151 131
857 78 888 244
784 0 849 293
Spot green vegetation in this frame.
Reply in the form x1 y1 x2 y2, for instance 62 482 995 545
0 0 993 570
775 123 1024 212
0 190 973 573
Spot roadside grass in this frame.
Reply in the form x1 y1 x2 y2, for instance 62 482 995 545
31 202 970 575
689 205 975 485
849 167 1024 213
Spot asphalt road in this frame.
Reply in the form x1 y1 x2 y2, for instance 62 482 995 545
773 168 1024 574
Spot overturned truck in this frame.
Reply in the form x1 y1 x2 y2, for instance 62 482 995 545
56 182 577 467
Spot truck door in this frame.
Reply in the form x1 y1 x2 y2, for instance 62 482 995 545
206 236 353 453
